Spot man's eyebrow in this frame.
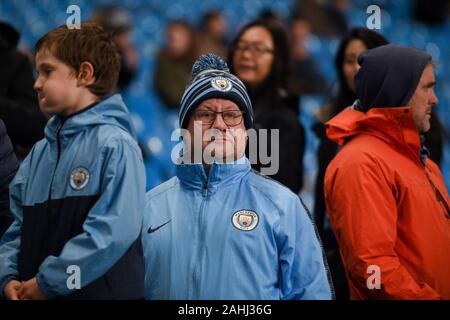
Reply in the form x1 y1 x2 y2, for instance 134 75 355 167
198 105 239 111
196 106 214 111
223 107 241 111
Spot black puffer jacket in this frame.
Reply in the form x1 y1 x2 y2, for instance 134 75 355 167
248 90 305 194
0 119 18 238
0 22 46 159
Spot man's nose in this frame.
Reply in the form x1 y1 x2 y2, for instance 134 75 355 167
211 113 228 131
430 89 439 106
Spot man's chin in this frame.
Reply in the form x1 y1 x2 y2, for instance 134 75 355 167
207 148 237 163
419 121 431 134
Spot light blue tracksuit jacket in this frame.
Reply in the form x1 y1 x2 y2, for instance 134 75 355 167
142 157 333 299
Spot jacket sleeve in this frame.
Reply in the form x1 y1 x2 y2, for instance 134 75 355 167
35 138 146 299
324 155 442 299
278 194 333 300
0 150 30 298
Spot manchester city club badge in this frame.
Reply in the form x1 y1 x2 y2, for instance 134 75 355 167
232 210 259 231
211 76 232 92
70 167 90 190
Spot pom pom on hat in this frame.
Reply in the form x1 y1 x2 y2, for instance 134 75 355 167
190 53 230 82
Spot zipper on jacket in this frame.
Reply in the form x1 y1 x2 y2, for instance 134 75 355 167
45 119 64 243
47 120 65 201
424 170 450 219
202 181 208 197
191 181 210 298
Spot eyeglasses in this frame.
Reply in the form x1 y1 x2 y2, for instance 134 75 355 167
193 110 245 127
234 42 274 57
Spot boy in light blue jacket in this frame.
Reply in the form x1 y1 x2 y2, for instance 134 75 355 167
0 23 145 300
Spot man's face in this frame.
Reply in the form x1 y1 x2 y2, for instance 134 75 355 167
407 64 438 133
34 50 80 116
186 98 247 163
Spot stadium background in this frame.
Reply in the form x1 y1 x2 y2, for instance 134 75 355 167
1 0 449 212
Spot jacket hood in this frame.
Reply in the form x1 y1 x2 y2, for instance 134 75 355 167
355 44 431 111
326 107 422 162
45 94 136 142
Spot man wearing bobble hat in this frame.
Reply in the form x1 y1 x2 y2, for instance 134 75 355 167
141 54 332 300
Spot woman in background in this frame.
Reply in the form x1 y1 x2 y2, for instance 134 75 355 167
153 20 197 110
229 20 305 193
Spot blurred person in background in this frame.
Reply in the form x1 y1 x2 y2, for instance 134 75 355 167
229 20 305 194
312 27 389 299
92 5 138 91
0 21 46 160
259 8 286 29
196 10 228 58
294 0 348 37
288 15 326 95
153 20 197 110
414 0 449 25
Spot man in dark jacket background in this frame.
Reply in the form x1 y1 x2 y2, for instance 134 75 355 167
0 119 18 238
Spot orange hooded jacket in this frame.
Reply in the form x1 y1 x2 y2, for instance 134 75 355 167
324 106 450 299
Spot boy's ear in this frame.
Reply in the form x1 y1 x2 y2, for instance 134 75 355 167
77 61 96 87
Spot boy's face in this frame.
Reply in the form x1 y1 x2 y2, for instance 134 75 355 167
34 50 81 116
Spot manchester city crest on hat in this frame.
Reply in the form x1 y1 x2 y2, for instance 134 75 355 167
70 167 90 190
211 76 232 92
232 210 259 231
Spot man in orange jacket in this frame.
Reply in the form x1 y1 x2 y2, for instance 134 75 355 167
324 44 450 299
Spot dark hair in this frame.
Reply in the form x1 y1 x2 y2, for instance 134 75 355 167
333 27 389 115
35 22 120 97
228 20 291 105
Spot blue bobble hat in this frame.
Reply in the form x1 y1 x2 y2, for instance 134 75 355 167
179 53 254 129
